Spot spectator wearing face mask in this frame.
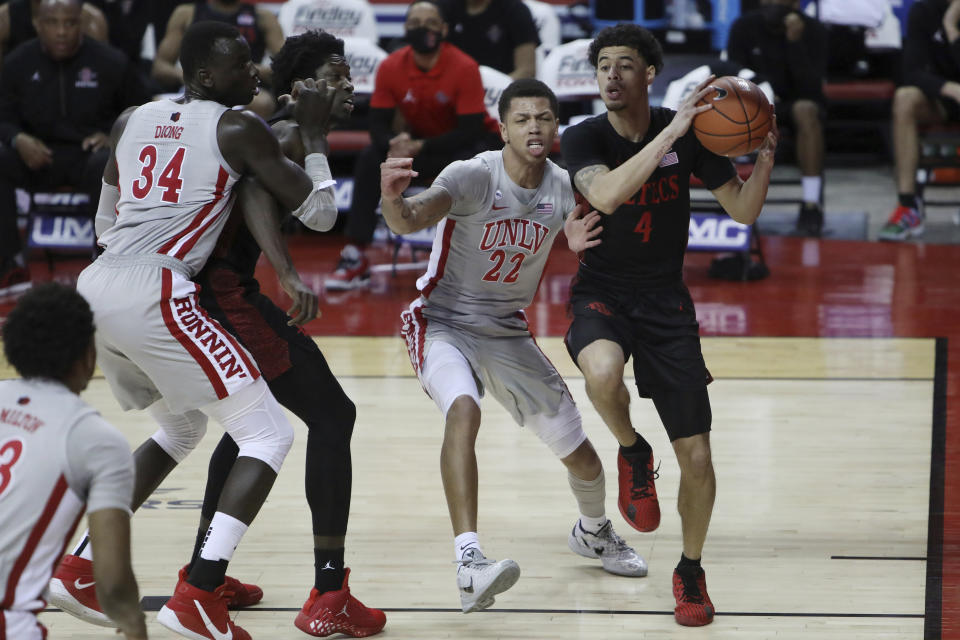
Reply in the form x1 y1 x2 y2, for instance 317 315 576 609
727 0 827 236
325 0 491 291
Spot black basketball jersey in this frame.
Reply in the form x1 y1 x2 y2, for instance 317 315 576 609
561 107 736 290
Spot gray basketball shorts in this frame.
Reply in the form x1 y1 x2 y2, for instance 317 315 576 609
77 254 261 414
401 300 586 458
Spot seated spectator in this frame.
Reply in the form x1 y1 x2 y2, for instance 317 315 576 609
441 0 539 78
879 0 960 241
727 0 827 236
88 0 181 92
325 0 490 290
0 0 107 68
0 0 146 292
152 0 283 117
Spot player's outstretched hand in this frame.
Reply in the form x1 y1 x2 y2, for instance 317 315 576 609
381 157 419 201
670 74 716 138
279 270 320 326
290 78 338 133
756 110 779 167
564 202 603 253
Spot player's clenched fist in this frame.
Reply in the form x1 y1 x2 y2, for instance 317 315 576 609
380 157 419 200
291 78 338 131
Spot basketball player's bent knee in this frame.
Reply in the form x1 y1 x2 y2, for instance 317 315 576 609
148 402 208 462
203 379 294 472
525 398 587 460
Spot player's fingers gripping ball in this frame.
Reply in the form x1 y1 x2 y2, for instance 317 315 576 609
693 76 773 157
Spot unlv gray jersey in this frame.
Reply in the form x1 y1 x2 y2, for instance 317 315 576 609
98 98 241 276
0 379 133 613
417 150 575 335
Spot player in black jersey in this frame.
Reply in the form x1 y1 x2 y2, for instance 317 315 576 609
191 31 385 638
560 23 777 627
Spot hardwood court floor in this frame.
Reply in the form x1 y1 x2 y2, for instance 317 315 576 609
22 336 931 639
1 233 956 639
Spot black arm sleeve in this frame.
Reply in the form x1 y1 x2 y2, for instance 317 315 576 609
904 3 947 98
368 107 394 150
420 112 485 155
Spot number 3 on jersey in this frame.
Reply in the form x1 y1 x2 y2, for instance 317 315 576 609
132 145 186 203
0 438 24 499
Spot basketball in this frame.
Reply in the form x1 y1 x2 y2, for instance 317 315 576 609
693 76 772 157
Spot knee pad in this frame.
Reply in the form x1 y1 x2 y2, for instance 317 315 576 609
204 380 294 473
147 401 208 463
524 396 587 459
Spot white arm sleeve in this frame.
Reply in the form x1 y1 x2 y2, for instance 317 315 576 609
95 180 121 238
291 153 338 232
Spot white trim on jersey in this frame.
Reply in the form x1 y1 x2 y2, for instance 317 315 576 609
416 218 456 296
400 298 428 376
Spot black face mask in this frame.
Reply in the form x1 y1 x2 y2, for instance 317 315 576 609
760 4 792 30
406 27 443 54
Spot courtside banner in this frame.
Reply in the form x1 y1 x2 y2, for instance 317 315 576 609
687 212 752 252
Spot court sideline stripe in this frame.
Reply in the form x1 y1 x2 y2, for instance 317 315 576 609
49 604 924 619
831 556 926 561
924 337 947 640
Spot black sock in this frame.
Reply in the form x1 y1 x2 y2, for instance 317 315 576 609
314 548 346 593
620 432 651 455
677 553 702 574
899 193 918 209
188 558 228 592
188 526 207 573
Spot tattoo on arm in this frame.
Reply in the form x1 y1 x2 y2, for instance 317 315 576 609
408 187 452 228
574 165 609 197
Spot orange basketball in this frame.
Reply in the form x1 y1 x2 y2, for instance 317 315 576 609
693 76 772 157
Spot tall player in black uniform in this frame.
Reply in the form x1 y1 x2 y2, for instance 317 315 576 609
561 24 777 627
192 31 385 638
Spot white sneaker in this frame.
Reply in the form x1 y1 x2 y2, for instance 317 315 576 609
456 548 520 613
568 519 648 577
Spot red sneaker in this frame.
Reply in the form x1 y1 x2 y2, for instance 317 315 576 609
47 555 114 627
294 568 386 637
157 579 251 640
178 565 263 609
324 251 370 291
673 567 715 626
617 448 660 532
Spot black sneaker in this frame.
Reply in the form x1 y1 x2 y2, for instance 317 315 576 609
795 203 824 237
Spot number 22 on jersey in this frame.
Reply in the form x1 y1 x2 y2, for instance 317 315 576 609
482 250 526 284
0 438 24 499
131 145 187 203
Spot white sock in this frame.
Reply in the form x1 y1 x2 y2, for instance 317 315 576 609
342 244 360 260
454 532 481 561
579 514 609 534
73 531 94 561
802 176 822 205
198 512 248 562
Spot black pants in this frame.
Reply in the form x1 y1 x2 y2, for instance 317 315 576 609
345 142 483 245
0 143 108 260
195 263 357 536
